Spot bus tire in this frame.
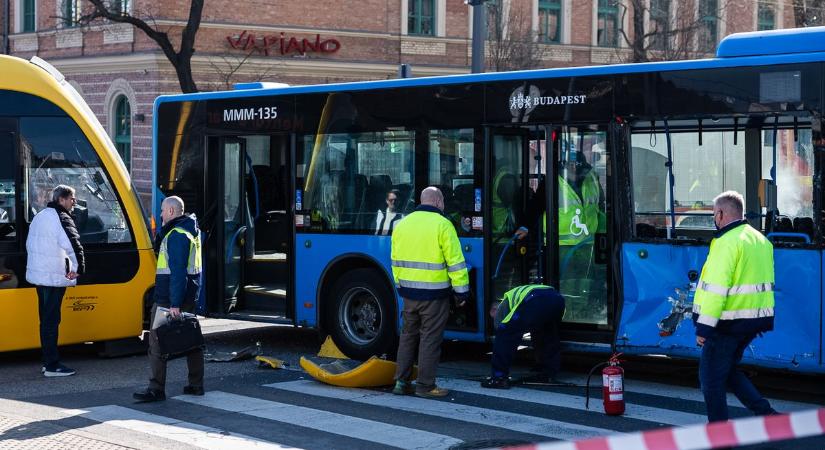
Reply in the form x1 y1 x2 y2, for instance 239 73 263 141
326 268 397 361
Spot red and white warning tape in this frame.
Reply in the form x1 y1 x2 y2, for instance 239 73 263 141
495 408 825 450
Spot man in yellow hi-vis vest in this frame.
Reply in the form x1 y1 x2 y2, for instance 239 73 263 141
391 187 470 398
134 196 204 403
693 191 777 422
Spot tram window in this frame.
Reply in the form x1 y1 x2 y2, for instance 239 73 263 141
299 131 415 233
0 131 16 241
429 129 478 235
631 129 745 238
20 117 133 245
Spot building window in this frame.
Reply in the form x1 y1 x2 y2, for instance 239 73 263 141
61 0 79 28
22 0 36 32
112 0 130 15
538 0 562 43
408 0 435 36
757 1 775 30
597 0 620 47
114 96 132 172
649 0 670 50
698 0 719 51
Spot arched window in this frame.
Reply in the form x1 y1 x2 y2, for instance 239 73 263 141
114 96 131 172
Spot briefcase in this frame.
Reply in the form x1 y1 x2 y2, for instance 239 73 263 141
152 316 204 360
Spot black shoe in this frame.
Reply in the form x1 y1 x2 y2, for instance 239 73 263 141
43 363 76 377
133 389 166 403
481 376 511 389
183 385 205 396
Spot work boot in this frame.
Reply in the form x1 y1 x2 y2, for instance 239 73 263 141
392 380 414 395
415 386 449 398
183 385 205 396
481 376 511 389
133 389 166 403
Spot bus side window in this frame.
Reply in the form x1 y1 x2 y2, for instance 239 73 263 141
429 129 476 236
0 131 15 240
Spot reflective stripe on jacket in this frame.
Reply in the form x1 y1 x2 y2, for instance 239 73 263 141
391 205 469 300
692 221 775 338
497 284 561 325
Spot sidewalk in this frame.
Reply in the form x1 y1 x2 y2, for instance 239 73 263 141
0 409 131 450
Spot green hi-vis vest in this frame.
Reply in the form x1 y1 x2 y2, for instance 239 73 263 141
693 223 775 329
543 171 602 245
391 209 470 295
492 167 516 235
500 284 554 324
157 227 202 275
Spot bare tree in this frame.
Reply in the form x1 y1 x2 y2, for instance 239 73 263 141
207 52 278 91
74 0 203 93
485 1 548 72
618 0 728 63
792 0 825 26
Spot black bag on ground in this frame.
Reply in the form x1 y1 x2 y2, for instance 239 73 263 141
153 316 204 360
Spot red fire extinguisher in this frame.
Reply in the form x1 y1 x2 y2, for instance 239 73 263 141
586 353 625 416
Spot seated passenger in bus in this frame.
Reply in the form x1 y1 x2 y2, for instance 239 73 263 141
375 189 403 235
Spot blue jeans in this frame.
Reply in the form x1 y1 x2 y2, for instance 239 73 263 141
37 286 67 369
699 332 775 422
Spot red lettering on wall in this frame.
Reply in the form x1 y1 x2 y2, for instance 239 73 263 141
226 31 342 56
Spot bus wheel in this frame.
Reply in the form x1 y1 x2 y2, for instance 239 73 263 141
328 268 397 360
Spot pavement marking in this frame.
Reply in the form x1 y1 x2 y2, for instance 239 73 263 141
174 391 462 450
437 378 707 426
594 377 818 413
63 404 296 450
265 380 615 441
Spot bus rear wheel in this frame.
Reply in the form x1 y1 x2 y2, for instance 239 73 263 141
327 268 397 361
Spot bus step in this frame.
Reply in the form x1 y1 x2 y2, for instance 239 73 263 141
250 252 287 262
244 284 286 297
243 283 288 314
226 310 292 325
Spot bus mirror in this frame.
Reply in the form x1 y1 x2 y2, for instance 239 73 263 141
758 179 777 210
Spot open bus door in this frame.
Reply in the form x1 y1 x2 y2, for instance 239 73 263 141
206 134 293 322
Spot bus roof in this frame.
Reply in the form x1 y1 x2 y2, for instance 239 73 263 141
156 26 825 106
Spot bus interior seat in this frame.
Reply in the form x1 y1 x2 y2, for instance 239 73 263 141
249 165 278 214
635 222 658 239
453 184 475 212
351 174 368 229
393 184 413 214
793 217 814 240
774 216 793 232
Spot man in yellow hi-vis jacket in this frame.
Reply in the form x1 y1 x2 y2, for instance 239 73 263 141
391 187 470 398
693 190 777 422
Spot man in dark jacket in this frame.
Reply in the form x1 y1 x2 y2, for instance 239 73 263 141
26 185 85 377
134 196 204 402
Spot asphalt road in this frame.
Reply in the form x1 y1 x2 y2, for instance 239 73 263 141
0 320 822 450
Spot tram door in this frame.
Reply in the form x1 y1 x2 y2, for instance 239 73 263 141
553 125 610 325
489 128 547 305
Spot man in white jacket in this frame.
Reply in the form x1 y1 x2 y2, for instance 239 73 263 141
26 185 85 377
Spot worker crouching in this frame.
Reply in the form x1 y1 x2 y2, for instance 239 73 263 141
482 285 565 389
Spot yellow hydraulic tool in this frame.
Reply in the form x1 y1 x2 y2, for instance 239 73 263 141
300 356 417 388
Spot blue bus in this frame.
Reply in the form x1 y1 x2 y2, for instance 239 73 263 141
154 27 825 372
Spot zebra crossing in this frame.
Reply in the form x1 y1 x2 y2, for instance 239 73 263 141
46 373 820 450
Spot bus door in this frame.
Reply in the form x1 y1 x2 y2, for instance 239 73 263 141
552 124 611 328
488 127 547 308
209 134 293 321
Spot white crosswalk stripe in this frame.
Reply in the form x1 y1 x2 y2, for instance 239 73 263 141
62 404 297 449
437 378 707 426
265 379 615 441
174 391 462 450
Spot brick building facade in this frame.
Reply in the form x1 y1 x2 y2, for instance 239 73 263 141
0 0 799 206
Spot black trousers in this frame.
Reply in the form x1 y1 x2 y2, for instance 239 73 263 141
491 289 565 378
37 286 67 368
147 303 204 391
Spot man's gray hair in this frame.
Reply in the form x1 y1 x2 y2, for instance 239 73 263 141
714 190 744 218
162 196 185 215
52 185 76 203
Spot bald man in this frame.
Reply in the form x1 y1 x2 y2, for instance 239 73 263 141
391 187 470 398
134 196 204 402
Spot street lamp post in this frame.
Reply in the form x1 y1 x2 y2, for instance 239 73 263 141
466 0 487 73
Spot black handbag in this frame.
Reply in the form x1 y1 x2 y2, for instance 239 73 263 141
152 316 204 360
